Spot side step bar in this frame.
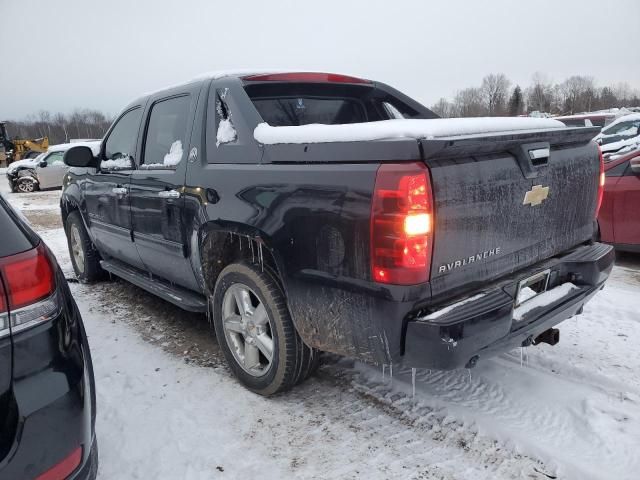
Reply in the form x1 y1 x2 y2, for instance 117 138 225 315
100 259 207 313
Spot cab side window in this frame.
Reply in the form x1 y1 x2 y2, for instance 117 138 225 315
45 152 65 165
141 96 190 169
103 107 142 169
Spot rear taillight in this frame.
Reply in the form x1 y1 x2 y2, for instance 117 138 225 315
0 243 58 336
371 163 434 285
0 277 8 339
595 145 605 218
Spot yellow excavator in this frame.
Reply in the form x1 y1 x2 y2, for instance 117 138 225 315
0 121 49 165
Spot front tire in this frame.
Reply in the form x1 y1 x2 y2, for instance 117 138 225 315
65 211 105 282
16 177 37 193
212 262 317 395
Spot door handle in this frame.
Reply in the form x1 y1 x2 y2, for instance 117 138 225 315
157 189 181 199
112 187 128 195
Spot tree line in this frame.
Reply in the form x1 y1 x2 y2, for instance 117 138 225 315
6 109 113 145
431 73 640 118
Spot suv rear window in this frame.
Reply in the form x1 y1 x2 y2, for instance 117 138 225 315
252 97 366 126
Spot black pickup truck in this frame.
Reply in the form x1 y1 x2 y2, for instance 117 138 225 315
61 71 614 395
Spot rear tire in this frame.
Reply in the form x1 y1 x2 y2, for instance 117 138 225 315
65 211 105 282
212 262 316 395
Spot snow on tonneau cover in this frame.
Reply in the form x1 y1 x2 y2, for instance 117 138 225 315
255 117 600 298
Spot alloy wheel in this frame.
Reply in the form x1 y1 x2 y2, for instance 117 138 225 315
17 180 35 193
70 224 86 274
221 283 274 377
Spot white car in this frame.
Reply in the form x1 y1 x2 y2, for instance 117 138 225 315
6 141 100 193
595 113 640 155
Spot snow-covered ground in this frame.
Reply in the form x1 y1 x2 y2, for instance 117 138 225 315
2 180 639 480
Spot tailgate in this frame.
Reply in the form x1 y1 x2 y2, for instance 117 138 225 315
422 127 601 299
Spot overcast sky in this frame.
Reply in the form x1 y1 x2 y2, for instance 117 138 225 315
1 0 639 119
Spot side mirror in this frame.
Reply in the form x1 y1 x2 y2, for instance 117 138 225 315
63 146 99 168
39 160 47 168
630 157 640 175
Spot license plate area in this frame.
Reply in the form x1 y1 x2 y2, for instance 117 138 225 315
515 269 551 307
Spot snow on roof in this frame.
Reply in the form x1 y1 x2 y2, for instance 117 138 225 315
48 141 101 155
254 117 566 145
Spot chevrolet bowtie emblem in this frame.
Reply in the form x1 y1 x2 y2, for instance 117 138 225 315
523 185 550 206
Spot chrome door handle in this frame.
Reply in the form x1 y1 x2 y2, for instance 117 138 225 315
157 189 181 199
112 187 128 195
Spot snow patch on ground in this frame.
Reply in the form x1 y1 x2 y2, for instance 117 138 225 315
254 117 565 145
2 188 61 211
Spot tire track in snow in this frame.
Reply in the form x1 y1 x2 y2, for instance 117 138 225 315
347 354 640 480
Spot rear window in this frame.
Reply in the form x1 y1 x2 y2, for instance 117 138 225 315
244 82 432 127
0 199 32 257
252 97 366 126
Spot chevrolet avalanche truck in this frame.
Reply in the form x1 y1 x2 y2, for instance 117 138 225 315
60 71 614 395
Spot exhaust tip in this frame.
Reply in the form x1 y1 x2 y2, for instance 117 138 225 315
534 328 560 346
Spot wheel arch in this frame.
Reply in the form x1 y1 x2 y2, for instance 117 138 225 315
198 222 287 297
60 184 84 226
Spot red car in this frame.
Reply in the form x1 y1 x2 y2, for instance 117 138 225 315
598 148 640 251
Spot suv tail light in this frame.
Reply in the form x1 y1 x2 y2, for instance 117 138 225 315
0 277 7 338
371 162 434 285
595 145 605 218
0 243 58 337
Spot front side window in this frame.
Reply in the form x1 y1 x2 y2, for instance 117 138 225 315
142 96 190 169
103 107 142 169
45 152 65 165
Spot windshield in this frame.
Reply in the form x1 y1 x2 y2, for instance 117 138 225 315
602 119 640 137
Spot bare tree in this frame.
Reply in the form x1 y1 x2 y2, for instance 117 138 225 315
526 72 553 114
481 73 511 116
558 75 595 114
431 98 454 118
453 88 486 117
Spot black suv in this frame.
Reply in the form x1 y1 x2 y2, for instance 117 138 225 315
0 194 97 480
